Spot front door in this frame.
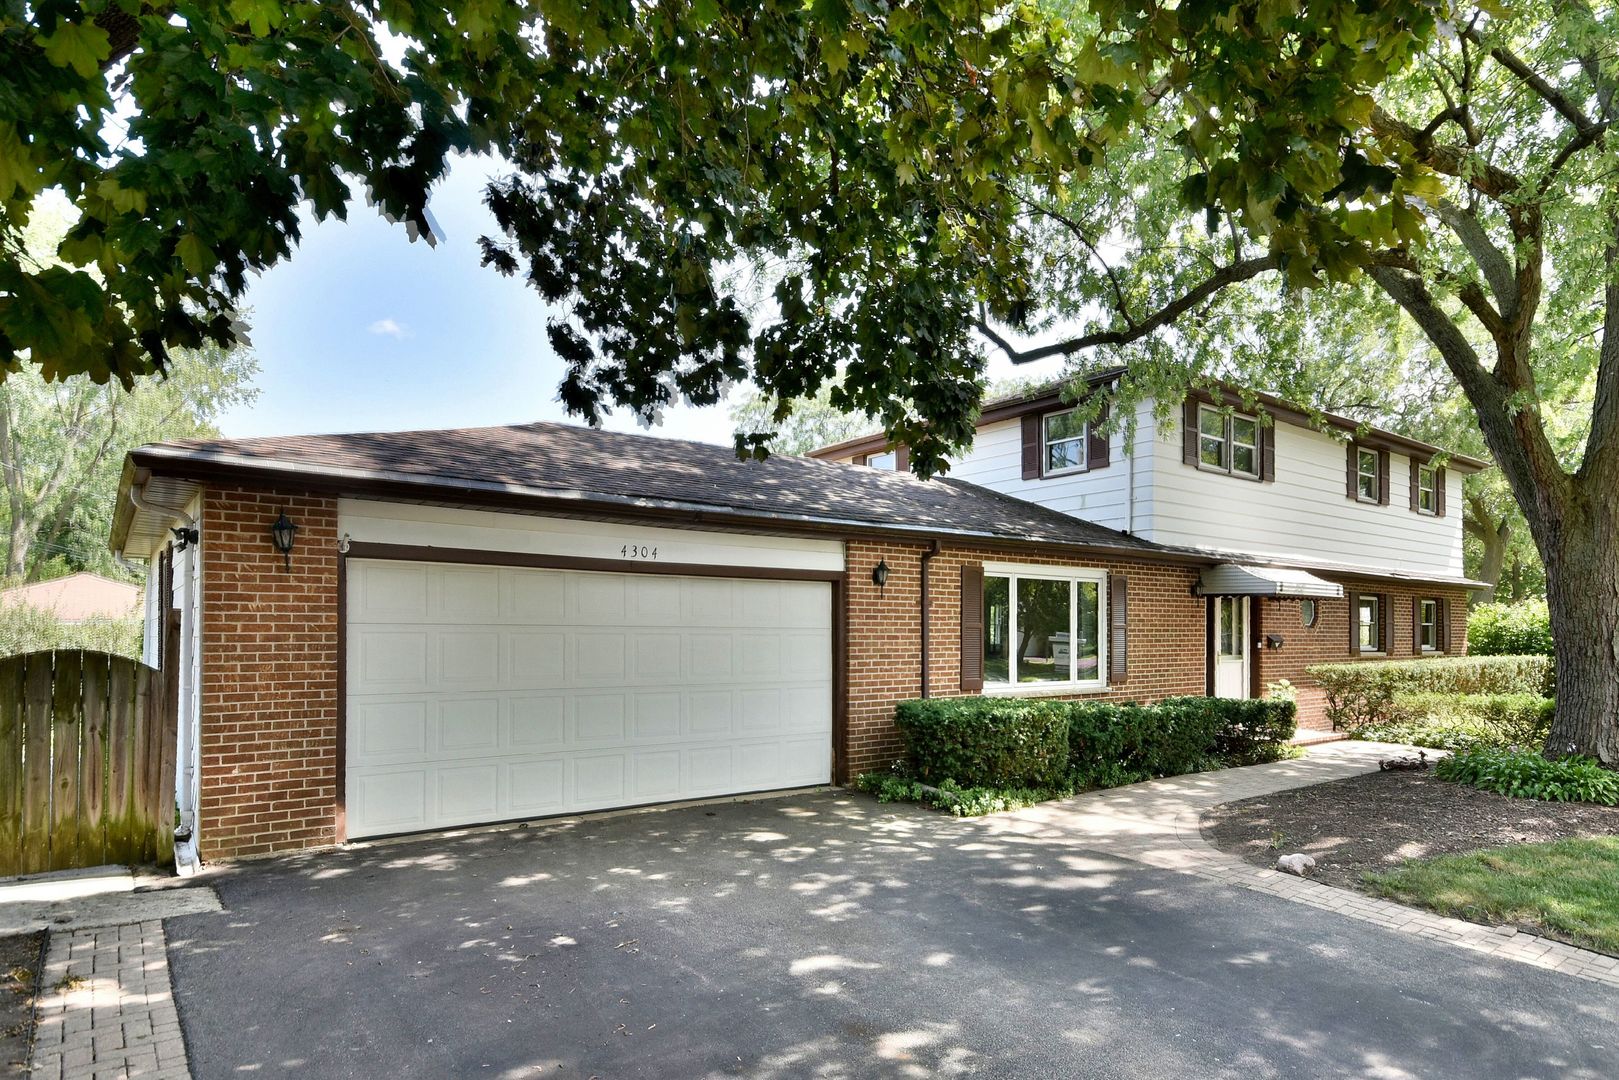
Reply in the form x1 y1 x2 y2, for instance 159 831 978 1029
1213 595 1250 699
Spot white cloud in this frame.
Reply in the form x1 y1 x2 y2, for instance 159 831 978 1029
367 317 410 339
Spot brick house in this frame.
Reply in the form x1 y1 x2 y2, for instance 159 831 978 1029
110 379 1484 865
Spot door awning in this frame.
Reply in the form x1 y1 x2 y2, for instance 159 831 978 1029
1196 564 1344 598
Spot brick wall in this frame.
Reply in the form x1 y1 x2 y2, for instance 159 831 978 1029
843 541 1208 778
1259 583 1472 731
200 487 339 860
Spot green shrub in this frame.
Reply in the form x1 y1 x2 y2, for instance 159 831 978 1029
1167 696 1299 766
1468 600 1554 657
894 697 1071 788
1306 655 1554 728
853 772 1074 816
0 605 142 659
1435 746 1619 805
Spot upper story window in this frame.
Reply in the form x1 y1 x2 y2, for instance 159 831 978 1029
1416 465 1437 514
1198 405 1260 479
1042 409 1088 475
865 450 898 470
1355 447 1380 502
983 566 1106 691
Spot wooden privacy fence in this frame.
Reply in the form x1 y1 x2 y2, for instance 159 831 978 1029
0 649 177 876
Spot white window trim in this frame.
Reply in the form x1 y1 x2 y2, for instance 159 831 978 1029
1041 408 1089 477
1356 447 1381 503
982 561 1108 695
1420 598 1441 652
1197 404 1261 479
1416 465 1438 515
1357 595 1383 655
865 450 898 470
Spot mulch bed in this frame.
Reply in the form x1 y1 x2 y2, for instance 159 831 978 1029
1201 767 1619 891
0 932 43 1078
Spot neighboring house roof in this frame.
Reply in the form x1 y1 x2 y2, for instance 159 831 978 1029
808 372 1492 473
111 421 1170 559
0 572 141 621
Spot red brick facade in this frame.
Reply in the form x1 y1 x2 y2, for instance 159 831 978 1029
187 489 1470 860
199 487 339 860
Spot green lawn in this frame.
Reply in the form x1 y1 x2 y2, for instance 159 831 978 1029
1365 836 1619 956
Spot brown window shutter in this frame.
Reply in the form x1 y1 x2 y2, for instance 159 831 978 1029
1087 401 1111 470
1260 423 1275 482
960 563 984 692
1412 597 1422 655
1021 414 1040 480
1438 597 1450 652
895 446 910 473
1409 459 1420 512
1378 450 1391 505
1346 444 1358 500
1379 593 1392 652
1108 573 1128 685
1435 468 1447 517
1183 398 1199 465
1347 590 1360 652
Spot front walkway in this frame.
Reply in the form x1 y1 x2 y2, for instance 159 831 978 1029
983 740 1619 986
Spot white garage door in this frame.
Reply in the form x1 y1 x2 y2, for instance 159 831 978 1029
344 559 834 838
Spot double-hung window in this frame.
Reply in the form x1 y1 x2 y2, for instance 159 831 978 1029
1356 447 1380 502
1198 405 1260 479
1419 599 1440 652
1042 408 1088 475
982 565 1106 691
1416 465 1437 514
1357 594 1382 653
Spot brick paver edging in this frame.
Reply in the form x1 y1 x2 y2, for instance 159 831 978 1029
29 921 192 1079
985 741 1619 987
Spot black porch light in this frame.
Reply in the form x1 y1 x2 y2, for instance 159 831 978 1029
872 558 891 591
270 510 299 571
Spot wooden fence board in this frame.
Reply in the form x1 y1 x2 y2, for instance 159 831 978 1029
20 655 55 875
5 650 174 875
0 657 23 876
80 654 110 869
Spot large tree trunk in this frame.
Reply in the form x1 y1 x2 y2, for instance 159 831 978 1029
1538 486 1619 765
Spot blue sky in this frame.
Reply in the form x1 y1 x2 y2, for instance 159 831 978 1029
220 154 1065 444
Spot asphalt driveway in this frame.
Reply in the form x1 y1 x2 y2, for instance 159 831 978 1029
166 792 1618 1079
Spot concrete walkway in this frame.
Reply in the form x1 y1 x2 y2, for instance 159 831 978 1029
983 740 1619 986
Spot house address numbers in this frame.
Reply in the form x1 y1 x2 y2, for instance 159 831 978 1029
621 544 658 560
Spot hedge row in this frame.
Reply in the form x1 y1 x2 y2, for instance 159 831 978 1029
893 695 1298 791
1304 655 1553 729
1350 692 1555 751
1467 600 1554 657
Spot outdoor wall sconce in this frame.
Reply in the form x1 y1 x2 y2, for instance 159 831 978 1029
1265 634 1285 650
270 511 299 571
872 559 891 591
169 525 199 551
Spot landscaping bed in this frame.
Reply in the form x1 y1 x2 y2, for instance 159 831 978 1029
0 932 42 1078
1202 769 1619 952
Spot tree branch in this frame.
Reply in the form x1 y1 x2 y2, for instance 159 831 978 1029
1369 106 1521 200
977 255 1279 364
1017 195 1136 329
1464 26 1602 137
1435 201 1515 314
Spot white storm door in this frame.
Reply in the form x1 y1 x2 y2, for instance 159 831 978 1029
1212 595 1250 700
345 559 833 839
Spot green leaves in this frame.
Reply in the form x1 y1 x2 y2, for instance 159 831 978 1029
37 20 111 78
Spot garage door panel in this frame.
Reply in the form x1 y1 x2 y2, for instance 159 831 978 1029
346 560 832 838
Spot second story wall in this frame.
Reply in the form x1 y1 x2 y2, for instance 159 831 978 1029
946 399 1158 535
1141 411 1465 578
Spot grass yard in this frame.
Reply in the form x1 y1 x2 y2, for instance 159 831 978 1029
1366 836 1619 956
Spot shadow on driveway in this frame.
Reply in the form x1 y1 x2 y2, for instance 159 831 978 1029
166 792 1617 1078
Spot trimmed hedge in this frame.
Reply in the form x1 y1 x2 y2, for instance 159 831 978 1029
1350 693 1555 751
1468 600 1553 657
895 697 1070 789
1306 655 1554 729
892 695 1298 792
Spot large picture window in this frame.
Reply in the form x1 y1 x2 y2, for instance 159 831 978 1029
983 566 1106 689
